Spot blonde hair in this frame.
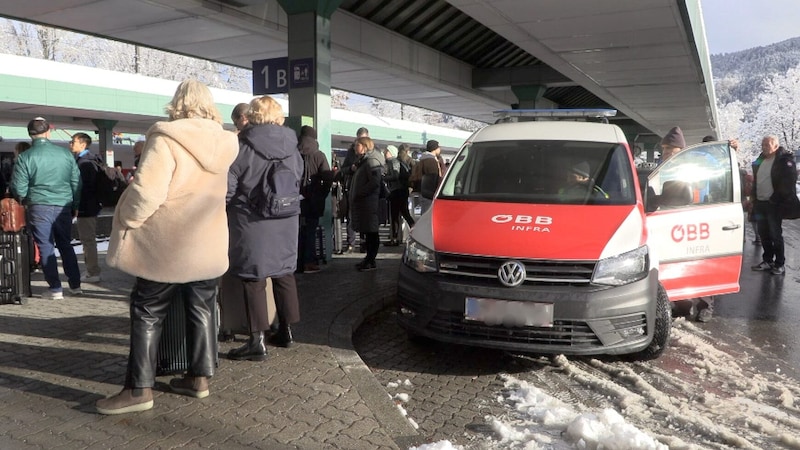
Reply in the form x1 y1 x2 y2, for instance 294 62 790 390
247 96 285 126
165 79 222 123
355 136 374 151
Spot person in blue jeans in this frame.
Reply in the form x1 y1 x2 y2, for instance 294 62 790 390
11 117 81 300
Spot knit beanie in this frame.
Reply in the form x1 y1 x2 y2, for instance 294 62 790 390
661 126 686 149
426 140 440 152
571 161 590 178
385 145 397 157
300 125 317 139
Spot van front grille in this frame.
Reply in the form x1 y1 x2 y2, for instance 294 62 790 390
437 253 596 286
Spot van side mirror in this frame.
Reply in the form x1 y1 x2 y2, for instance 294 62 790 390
420 173 439 199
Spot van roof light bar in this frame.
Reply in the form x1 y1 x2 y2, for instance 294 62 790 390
493 108 617 119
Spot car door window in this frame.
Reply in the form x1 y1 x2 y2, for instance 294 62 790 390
649 142 733 209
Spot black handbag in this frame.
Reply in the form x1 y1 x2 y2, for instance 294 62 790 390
379 179 391 199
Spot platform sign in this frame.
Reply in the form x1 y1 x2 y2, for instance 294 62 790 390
290 58 314 89
253 57 289 94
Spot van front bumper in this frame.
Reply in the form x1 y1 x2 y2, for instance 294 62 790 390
396 263 659 356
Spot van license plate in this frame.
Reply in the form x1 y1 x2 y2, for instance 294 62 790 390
465 297 553 327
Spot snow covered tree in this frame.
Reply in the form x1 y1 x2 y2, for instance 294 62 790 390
745 64 800 152
716 101 756 168
331 89 350 109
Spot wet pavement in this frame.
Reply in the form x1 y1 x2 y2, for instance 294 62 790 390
353 220 800 447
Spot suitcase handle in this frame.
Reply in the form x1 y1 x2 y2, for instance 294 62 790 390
4 258 14 274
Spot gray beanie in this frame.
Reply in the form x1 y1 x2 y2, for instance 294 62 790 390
571 161 590 178
661 126 686 149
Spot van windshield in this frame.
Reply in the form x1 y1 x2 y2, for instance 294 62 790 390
438 140 636 205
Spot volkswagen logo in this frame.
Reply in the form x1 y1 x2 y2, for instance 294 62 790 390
498 261 526 287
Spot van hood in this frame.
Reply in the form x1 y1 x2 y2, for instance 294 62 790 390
430 200 639 260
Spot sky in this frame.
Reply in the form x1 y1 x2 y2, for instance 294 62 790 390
702 0 800 54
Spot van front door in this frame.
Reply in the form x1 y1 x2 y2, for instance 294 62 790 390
645 141 743 301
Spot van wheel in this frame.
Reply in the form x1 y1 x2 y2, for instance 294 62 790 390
635 283 671 360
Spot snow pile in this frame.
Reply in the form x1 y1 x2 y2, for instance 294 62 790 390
386 379 420 430
489 374 667 449
410 441 464 450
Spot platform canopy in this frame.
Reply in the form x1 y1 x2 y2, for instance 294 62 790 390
0 0 717 143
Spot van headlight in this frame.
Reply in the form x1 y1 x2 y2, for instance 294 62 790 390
403 238 438 273
592 245 649 286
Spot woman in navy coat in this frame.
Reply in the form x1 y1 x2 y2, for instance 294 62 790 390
226 96 303 359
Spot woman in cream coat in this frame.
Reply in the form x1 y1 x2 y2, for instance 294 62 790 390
95 79 238 415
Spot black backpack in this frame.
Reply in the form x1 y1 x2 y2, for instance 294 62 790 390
250 155 301 219
90 156 127 207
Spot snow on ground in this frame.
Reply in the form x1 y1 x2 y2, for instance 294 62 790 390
406 373 666 450
386 317 800 449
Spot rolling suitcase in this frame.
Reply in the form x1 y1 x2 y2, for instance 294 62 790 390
218 273 276 339
156 289 220 376
1 197 26 233
0 231 31 305
315 224 327 264
331 182 344 254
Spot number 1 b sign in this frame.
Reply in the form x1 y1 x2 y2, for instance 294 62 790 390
253 57 289 95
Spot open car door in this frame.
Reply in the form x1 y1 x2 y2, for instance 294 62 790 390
645 141 743 301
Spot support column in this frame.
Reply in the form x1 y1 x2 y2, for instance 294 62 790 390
511 85 551 109
91 119 118 166
277 0 341 262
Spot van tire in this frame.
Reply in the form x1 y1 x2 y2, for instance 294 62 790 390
635 283 671 360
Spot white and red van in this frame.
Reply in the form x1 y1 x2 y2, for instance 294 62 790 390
397 110 742 359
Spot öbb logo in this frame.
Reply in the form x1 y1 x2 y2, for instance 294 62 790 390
491 215 552 225
671 223 710 242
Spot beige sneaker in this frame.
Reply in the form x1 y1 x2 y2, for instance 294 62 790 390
169 376 209 399
96 388 153 415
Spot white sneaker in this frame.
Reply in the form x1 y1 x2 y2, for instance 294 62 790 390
68 288 83 296
81 273 101 283
42 290 64 300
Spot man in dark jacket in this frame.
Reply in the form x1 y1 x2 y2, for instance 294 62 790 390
297 125 332 273
751 135 798 276
12 117 82 300
408 139 442 214
69 132 103 283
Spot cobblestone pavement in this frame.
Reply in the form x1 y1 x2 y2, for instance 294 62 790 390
0 244 422 450
353 307 526 449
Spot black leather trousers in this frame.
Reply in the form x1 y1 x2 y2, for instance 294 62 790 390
125 277 218 388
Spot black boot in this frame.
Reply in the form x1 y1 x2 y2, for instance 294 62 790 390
228 331 268 361
268 324 294 348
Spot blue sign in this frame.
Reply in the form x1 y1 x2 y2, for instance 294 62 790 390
252 57 289 94
290 58 315 89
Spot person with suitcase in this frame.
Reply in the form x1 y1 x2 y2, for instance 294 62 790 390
297 125 332 274
95 80 238 415
11 117 82 300
226 95 303 360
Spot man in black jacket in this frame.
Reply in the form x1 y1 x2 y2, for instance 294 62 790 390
69 132 103 283
751 135 798 276
297 125 332 273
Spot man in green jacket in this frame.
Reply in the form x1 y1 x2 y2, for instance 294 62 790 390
12 117 82 300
